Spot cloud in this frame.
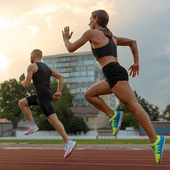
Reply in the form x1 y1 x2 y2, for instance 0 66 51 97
27 25 40 37
0 53 11 82
0 0 170 112
44 16 52 28
26 6 56 16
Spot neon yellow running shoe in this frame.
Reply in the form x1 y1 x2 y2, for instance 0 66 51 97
150 135 166 164
109 111 123 136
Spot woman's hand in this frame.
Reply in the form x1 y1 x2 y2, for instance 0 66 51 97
128 63 139 77
62 26 73 41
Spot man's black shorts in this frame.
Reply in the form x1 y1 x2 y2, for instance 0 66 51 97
26 95 55 117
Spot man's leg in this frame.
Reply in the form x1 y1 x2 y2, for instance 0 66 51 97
18 98 35 126
48 114 76 158
47 114 70 143
18 96 39 135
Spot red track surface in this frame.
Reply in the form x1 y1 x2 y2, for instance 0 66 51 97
0 149 170 170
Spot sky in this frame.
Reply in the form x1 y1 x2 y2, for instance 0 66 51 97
0 0 170 112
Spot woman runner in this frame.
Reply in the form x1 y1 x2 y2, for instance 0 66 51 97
62 9 166 163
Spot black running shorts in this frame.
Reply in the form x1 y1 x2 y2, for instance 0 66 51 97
102 62 129 89
26 95 55 117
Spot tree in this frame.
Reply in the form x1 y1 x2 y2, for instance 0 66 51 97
70 117 90 134
0 78 89 134
121 112 138 130
163 104 170 120
116 90 160 129
37 79 89 134
0 79 39 127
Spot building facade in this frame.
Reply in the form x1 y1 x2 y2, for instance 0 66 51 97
0 118 13 137
71 107 110 130
43 51 116 110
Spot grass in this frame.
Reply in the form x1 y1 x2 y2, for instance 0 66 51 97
0 138 170 144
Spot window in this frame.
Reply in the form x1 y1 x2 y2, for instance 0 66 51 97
84 60 95 65
84 117 89 122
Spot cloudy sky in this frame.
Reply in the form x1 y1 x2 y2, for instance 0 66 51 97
0 0 170 112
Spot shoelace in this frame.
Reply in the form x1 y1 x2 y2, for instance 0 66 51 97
110 118 116 128
152 144 160 154
65 143 70 150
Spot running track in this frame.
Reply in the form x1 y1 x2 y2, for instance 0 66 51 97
0 148 170 170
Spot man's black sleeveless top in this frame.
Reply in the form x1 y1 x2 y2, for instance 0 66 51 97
32 62 52 97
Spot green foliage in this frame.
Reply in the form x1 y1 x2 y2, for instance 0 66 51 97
0 78 89 134
71 117 90 134
135 91 159 121
121 112 138 130
163 104 170 120
37 114 55 130
37 79 89 134
116 90 160 129
0 79 37 127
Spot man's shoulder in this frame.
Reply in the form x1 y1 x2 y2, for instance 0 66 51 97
27 63 38 72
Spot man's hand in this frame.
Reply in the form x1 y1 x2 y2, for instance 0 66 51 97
53 92 61 100
19 73 25 82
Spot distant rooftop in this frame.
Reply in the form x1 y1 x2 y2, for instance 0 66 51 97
70 106 100 117
0 118 13 124
43 51 92 59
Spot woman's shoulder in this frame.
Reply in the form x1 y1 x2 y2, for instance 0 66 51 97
83 29 96 35
81 29 97 40
111 35 117 46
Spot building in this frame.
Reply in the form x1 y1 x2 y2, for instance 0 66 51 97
43 51 116 110
139 121 170 136
2 117 38 137
70 107 110 130
0 118 13 136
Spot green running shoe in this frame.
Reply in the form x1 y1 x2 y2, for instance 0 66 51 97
151 135 166 163
109 111 123 136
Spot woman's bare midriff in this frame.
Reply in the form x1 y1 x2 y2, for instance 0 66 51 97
97 56 118 68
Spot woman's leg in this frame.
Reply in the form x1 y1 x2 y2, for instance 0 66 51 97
111 81 157 143
84 80 114 118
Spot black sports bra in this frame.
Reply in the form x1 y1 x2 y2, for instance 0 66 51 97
91 29 117 60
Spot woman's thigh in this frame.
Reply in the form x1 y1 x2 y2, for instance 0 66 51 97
111 81 137 105
85 79 112 96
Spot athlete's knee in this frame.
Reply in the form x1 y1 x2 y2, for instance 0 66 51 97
48 114 58 125
84 91 89 100
18 99 26 108
125 101 139 114
84 90 93 101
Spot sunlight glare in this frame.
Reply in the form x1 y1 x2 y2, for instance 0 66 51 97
0 53 11 69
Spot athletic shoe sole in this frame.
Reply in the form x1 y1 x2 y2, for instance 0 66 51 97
24 128 39 136
158 136 166 164
64 142 77 159
114 112 124 136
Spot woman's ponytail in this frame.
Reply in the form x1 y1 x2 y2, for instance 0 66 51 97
103 26 113 38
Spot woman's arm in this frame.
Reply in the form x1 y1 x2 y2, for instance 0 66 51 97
114 36 139 77
115 36 139 64
62 26 92 52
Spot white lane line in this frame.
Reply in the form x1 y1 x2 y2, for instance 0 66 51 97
0 161 170 167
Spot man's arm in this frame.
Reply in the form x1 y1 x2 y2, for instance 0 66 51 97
50 67 64 100
19 64 35 88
